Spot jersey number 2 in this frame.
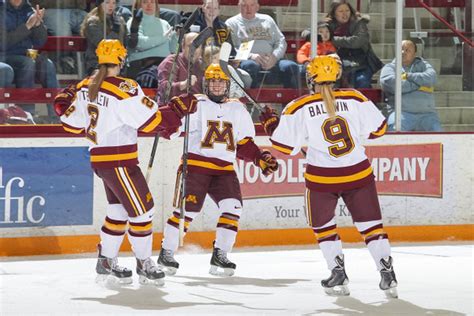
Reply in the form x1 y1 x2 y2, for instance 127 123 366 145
322 116 355 157
86 104 99 144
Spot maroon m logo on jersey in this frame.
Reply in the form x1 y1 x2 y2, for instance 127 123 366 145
201 120 235 151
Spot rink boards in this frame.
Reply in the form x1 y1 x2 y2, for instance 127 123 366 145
0 133 473 256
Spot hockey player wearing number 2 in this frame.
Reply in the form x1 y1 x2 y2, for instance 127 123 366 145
157 64 279 277
53 39 198 286
259 55 398 298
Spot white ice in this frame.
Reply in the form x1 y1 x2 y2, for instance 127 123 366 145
1 243 473 315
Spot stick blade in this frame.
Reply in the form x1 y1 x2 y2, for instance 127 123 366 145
219 42 233 78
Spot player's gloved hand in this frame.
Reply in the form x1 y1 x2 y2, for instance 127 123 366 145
54 84 77 116
168 93 198 118
130 9 143 33
255 151 278 176
258 105 279 136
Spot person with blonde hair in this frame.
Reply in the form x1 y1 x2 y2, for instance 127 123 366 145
54 39 198 286
259 55 398 298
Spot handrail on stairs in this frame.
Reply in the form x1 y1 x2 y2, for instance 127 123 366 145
413 0 473 47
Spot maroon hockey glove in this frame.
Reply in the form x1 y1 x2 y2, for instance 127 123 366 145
54 84 77 116
259 105 279 136
168 93 198 119
255 150 279 176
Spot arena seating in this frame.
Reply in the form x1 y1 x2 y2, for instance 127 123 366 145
38 36 88 80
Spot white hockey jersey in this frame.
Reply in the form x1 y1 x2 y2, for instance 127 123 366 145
176 94 256 175
271 89 387 192
61 76 163 168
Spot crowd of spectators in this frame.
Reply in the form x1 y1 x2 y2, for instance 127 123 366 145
1 0 440 131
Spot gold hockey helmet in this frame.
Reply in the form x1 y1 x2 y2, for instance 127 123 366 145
306 55 341 87
95 39 127 65
204 63 230 81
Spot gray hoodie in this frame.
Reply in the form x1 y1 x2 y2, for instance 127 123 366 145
380 57 437 114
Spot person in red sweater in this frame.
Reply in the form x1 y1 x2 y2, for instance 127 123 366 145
297 22 337 65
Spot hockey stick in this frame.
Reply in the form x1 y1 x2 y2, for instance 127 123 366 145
218 42 264 111
145 8 200 183
219 42 307 157
178 27 214 247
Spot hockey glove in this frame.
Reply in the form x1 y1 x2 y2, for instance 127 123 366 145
130 9 143 34
259 105 279 136
54 84 77 116
168 93 198 119
255 151 278 176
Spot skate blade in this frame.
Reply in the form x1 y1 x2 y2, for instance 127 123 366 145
209 265 235 277
158 265 177 276
383 283 398 299
324 285 350 296
95 274 133 286
138 275 165 287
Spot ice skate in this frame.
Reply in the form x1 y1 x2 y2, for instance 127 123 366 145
209 245 236 277
136 257 165 286
379 256 398 299
157 248 180 276
321 255 350 296
95 245 132 285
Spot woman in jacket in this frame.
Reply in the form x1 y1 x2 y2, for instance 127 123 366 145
326 0 383 88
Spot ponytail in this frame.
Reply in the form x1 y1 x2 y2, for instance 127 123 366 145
320 84 336 120
88 65 108 101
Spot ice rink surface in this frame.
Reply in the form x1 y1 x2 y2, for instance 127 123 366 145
1 243 472 315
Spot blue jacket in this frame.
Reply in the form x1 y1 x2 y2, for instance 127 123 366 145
380 57 437 114
1 0 47 56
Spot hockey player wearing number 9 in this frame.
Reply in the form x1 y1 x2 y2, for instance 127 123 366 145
259 55 398 298
53 39 198 286
157 64 278 277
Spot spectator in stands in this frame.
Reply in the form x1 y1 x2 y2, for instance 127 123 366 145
0 62 14 87
326 0 383 88
81 0 127 75
380 40 442 131
156 32 204 104
225 0 300 89
126 0 177 88
1 0 59 116
297 23 336 65
113 0 181 27
30 0 87 36
195 0 232 47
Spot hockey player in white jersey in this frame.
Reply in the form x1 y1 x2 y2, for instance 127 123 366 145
53 39 198 286
259 55 398 298
157 64 278 276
